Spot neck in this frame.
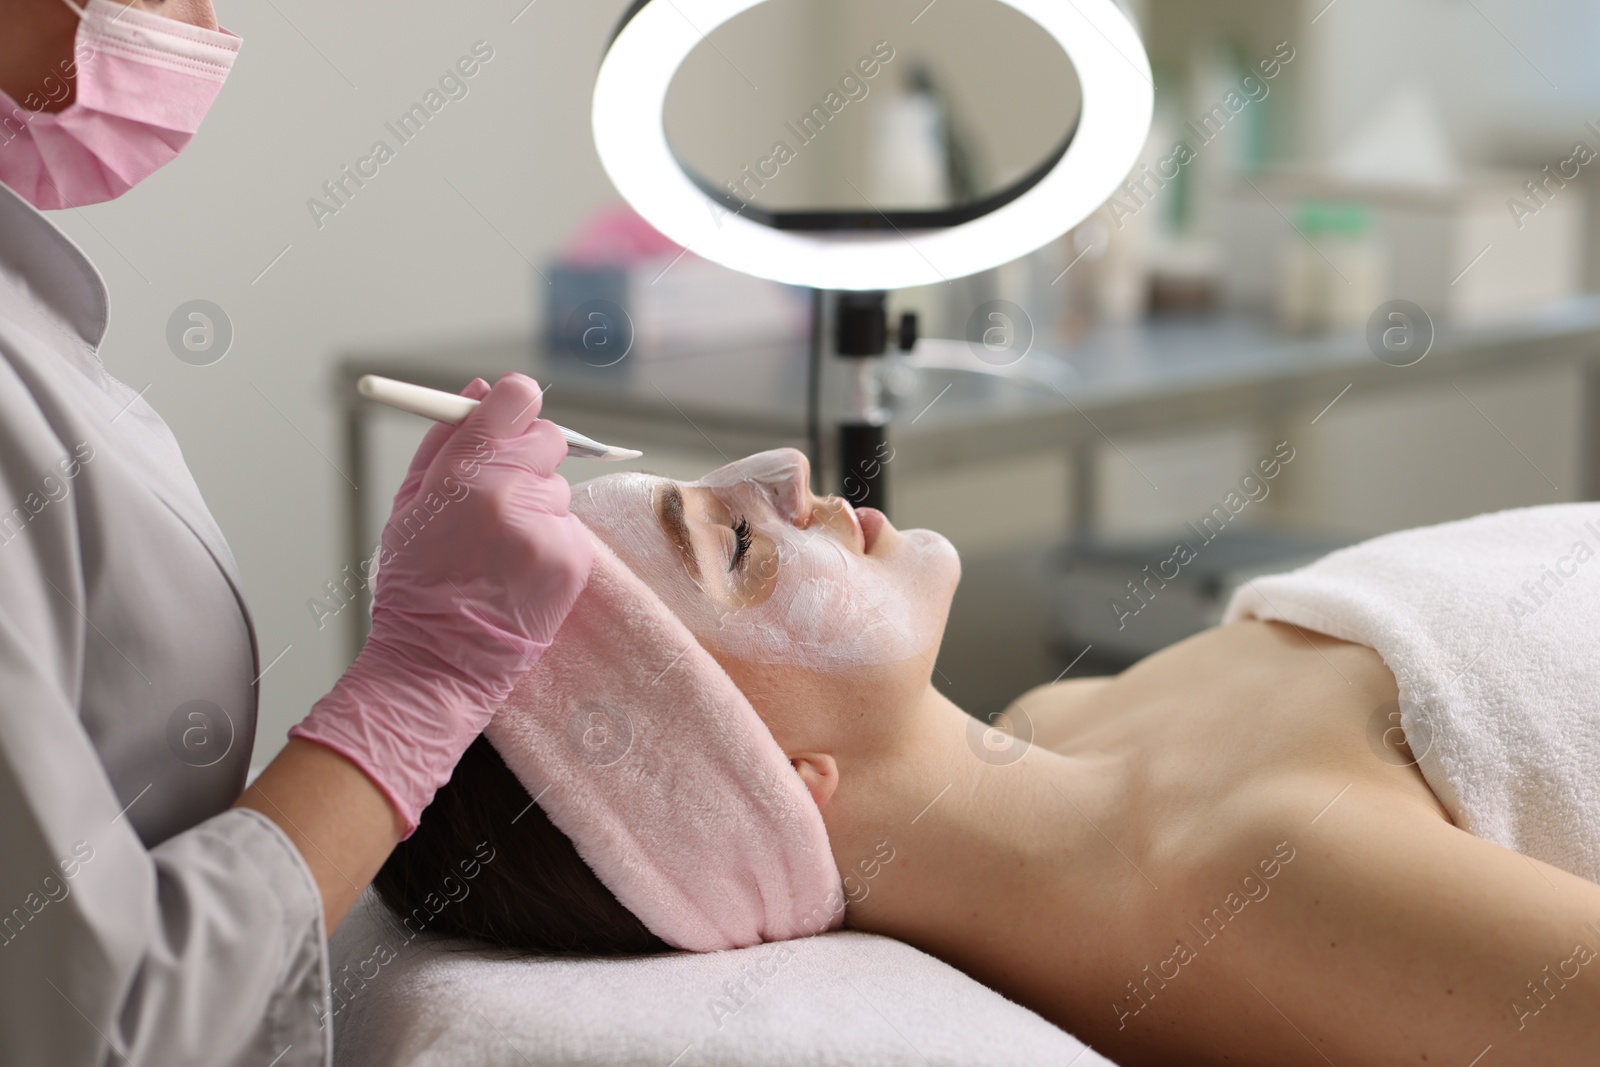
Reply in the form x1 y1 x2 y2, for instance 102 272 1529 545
824 686 1128 995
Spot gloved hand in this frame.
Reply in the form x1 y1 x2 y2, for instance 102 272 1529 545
289 373 594 835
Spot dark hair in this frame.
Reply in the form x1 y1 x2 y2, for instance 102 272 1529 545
373 734 671 957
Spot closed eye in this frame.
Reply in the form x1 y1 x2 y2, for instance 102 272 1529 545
730 517 753 571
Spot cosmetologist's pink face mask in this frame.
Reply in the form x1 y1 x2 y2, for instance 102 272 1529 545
0 0 240 210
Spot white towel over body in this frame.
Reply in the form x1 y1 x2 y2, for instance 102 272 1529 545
1222 503 1600 883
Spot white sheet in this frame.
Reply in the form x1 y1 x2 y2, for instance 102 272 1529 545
1224 502 1600 882
328 892 1111 1066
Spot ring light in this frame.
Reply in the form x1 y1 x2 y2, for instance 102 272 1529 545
592 0 1154 291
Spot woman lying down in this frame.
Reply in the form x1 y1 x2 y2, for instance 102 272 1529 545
375 448 1600 1066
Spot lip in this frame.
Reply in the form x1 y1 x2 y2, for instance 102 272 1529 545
857 506 886 553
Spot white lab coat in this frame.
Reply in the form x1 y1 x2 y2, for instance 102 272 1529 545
0 181 330 1064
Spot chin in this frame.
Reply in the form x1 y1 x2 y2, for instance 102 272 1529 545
895 528 962 615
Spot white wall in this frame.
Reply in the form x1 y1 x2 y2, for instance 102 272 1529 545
1299 0 1600 166
811 0 1080 203
663 0 826 208
665 0 1080 210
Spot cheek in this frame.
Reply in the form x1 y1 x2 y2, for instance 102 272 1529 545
706 529 959 672
712 656 827 750
778 576 858 646
714 653 921 755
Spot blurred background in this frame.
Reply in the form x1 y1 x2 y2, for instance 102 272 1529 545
52 0 1600 760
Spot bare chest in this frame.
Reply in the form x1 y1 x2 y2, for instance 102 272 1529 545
1008 622 1454 1060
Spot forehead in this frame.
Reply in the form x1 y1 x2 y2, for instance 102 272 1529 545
573 451 804 509
572 471 660 520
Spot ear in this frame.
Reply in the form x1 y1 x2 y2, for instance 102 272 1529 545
790 753 839 810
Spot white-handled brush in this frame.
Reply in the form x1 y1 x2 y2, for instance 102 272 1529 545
357 374 643 461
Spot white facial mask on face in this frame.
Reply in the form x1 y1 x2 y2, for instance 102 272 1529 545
572 450 960 673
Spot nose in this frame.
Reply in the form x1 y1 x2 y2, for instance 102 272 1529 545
757 451 858 545
700 448 864 549
701 447 813 519
758 451 854 542
770 452 860 546
768 448 812 522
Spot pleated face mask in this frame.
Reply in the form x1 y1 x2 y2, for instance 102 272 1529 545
0 0 240 210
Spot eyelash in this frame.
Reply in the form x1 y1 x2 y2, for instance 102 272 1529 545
730 517 753 572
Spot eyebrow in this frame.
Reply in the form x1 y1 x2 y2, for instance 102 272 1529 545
656 484 700 580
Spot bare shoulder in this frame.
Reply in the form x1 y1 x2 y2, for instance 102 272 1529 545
1006 677 1117 753
1088 775 1600 1066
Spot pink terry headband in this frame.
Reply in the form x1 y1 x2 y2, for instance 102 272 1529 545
485 530 844 952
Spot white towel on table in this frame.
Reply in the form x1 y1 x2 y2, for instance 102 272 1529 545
1223 503 1600 883
327 892 1111 1067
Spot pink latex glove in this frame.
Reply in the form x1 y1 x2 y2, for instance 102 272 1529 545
290 373 595 835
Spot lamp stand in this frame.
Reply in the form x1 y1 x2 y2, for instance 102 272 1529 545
806 289 917 515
